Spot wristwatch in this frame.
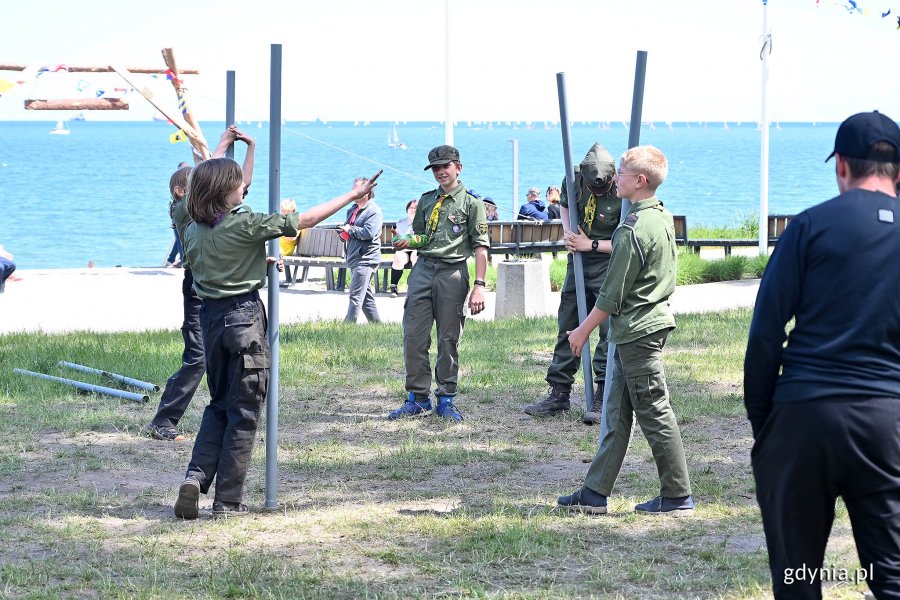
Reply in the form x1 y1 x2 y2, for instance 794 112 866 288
591 240 599 252
474 279 486 287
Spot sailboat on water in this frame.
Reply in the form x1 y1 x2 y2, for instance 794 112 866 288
49 120 70 135
387 124 407 149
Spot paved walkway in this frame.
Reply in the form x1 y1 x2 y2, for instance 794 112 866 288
0 267 760 334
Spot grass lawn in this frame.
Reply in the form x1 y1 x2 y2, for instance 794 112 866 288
0 311 870 599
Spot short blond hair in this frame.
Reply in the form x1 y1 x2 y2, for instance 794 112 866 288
620 145 668 191
280 198 297 214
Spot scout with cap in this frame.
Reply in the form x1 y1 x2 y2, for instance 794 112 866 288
388 144 489 422
745 111 900 597
523 142 620 424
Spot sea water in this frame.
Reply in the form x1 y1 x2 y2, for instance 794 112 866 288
0 120 841 270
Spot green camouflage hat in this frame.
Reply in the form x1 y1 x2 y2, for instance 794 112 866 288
424 145 461 170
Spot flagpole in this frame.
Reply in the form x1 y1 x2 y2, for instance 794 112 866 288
759 0 771 255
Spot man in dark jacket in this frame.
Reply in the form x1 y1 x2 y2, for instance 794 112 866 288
745 111 900 599
517 187 549 221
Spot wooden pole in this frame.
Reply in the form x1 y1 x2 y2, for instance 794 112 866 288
0 64 198 74
24 98 128 110
161 48 209 161
109 64 209 159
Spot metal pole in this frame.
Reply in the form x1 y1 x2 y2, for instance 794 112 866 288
444 0 453 146
602 51 648 423
14 369 149 403
58 361 159 392
556 72 594 412
510 138 519 218
759 1 771 254
225 70 236 159
265 44 282 510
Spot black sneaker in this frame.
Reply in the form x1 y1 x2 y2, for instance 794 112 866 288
174 477 201 520
582 382 605 425
389 285 399 298
523 383 571 416
557 486 608 515
144 423 186 441
212 500 250 518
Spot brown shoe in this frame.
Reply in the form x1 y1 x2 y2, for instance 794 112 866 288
582 382 605 425
523 383 571 417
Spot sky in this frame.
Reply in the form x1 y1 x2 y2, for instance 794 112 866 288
2 0 899 124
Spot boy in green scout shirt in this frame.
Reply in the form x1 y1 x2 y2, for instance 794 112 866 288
523 143 619 424
173 145 380 519
557 145 694 517
389 145 489 422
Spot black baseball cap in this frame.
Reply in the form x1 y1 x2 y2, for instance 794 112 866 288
424 145 460 170
826 111 900 162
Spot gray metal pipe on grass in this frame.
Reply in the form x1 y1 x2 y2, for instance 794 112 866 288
13 368 149 403
58 361 160 392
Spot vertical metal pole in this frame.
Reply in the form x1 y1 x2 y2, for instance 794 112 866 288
444 0 453 146
225 71 235 159
759 1 771 254
602 51 648 424
510 139 519 218
265 44 282 510
556 72 593 412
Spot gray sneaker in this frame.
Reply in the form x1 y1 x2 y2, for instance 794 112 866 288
582 382 605 425
523 383 571 416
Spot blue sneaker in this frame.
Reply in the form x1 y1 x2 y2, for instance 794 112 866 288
387 393 433 420
435 396 463 422
634 495 695 517
557 486 608 515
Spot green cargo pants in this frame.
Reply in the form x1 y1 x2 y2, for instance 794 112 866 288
546 253 610 387
403 256 469 398
583 327 691 499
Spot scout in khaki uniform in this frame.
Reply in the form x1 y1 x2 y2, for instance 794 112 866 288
388 145 489 422
174 146 380 520
557 145 694 517
523 143 620 424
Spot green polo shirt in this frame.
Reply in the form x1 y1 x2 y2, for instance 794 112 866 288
595 196 677 344
414 180 489 263
181 204 300 300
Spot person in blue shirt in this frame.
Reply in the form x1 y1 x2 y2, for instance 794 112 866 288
517 187 549 221
744 111 900 599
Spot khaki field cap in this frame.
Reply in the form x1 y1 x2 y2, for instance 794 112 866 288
424 145 461 170
826 111 900 162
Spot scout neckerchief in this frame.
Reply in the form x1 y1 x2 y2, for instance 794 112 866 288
427 193 450 236
582 192 597 233
341 205 361 241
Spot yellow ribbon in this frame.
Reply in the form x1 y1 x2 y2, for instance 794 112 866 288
428 194 449 236
582 193 597 232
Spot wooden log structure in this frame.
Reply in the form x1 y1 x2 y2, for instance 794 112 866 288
25 98 129 110
160 48 209 160
0 64 198 74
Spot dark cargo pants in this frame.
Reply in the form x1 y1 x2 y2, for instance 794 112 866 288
403 257 469 398
584 327 691 499
752 398 900 600
187 290 269 504
546 253 610 388
151 269 205 428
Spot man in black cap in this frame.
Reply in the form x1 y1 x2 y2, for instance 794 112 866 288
388 145 489 422
745 111 900 598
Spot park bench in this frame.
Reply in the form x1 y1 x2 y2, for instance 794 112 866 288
282 225 396 292
681 214 793 255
